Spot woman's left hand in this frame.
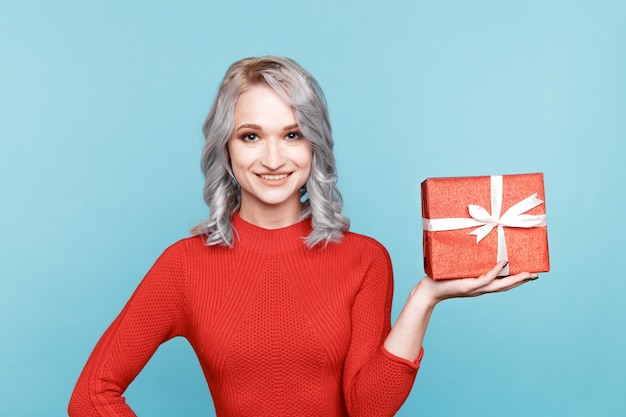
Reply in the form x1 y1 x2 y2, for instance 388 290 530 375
384 261 538 362
412 260 538 309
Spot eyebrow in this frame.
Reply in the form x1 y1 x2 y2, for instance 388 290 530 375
234 123 300 132
235 123 262 132
282 124 299 131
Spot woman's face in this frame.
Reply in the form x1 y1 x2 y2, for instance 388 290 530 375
228 84 312 224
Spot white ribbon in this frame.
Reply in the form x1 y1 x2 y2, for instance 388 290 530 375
422 175 546 276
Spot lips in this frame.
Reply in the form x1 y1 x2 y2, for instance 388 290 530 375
258 173 290 181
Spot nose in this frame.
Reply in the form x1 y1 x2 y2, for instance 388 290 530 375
260 138 286 170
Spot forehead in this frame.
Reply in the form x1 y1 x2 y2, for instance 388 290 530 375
234 84 296 124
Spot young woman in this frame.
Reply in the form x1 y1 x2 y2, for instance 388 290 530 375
68 56 538 417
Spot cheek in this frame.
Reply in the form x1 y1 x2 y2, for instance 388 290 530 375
228 142 247 169
227 142 245 183
299 143 313 168
298 146 313 183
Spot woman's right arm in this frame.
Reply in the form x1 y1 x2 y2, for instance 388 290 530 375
68 242 189 417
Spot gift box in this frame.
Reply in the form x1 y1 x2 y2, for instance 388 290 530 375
421 173 550 279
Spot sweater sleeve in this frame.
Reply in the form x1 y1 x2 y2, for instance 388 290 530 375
68 241 189 417
342 239 422 417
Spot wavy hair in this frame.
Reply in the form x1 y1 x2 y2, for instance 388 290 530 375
190 56 349 247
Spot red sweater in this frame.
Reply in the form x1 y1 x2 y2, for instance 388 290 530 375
69 214 422 416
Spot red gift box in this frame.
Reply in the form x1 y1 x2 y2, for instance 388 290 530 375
421 173 550 279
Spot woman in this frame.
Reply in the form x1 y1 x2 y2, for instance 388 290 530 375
68 56 538 417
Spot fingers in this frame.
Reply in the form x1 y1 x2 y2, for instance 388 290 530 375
422 262 538 301
491 260 510 279
468 271 538 296
466 262 538 296
470 260 510 289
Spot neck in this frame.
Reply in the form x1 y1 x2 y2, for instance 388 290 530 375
238 202 302 229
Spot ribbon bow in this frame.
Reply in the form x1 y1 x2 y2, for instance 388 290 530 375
422 175 546 276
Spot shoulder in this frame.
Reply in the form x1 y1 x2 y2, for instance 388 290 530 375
167 235 210 251
159 235 201 252
340 231 390 257
336 231 394 288
155 235 212 262
332 231 393 270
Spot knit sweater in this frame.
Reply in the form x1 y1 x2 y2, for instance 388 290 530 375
68 213 422 416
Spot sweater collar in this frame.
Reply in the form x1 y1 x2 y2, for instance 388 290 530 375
231 212 312 254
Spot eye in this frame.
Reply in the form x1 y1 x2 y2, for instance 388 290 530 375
239 133 258 142
285 131 302 141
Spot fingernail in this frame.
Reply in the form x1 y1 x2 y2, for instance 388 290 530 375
501 261 509 269
526 274 539 282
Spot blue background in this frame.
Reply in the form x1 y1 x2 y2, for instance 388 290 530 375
1 1 625 416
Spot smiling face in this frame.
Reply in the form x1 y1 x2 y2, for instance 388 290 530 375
228 84 312 227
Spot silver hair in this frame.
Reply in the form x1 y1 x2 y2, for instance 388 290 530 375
190 56 350 247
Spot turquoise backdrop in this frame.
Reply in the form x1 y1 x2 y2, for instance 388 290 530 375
1 1 625 416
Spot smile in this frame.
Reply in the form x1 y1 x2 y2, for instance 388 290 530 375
259 174 290 181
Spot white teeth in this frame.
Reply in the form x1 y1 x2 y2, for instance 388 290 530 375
260 174 288 180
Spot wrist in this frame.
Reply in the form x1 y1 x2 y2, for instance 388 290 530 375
385 281 437 362
408 279 440 311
